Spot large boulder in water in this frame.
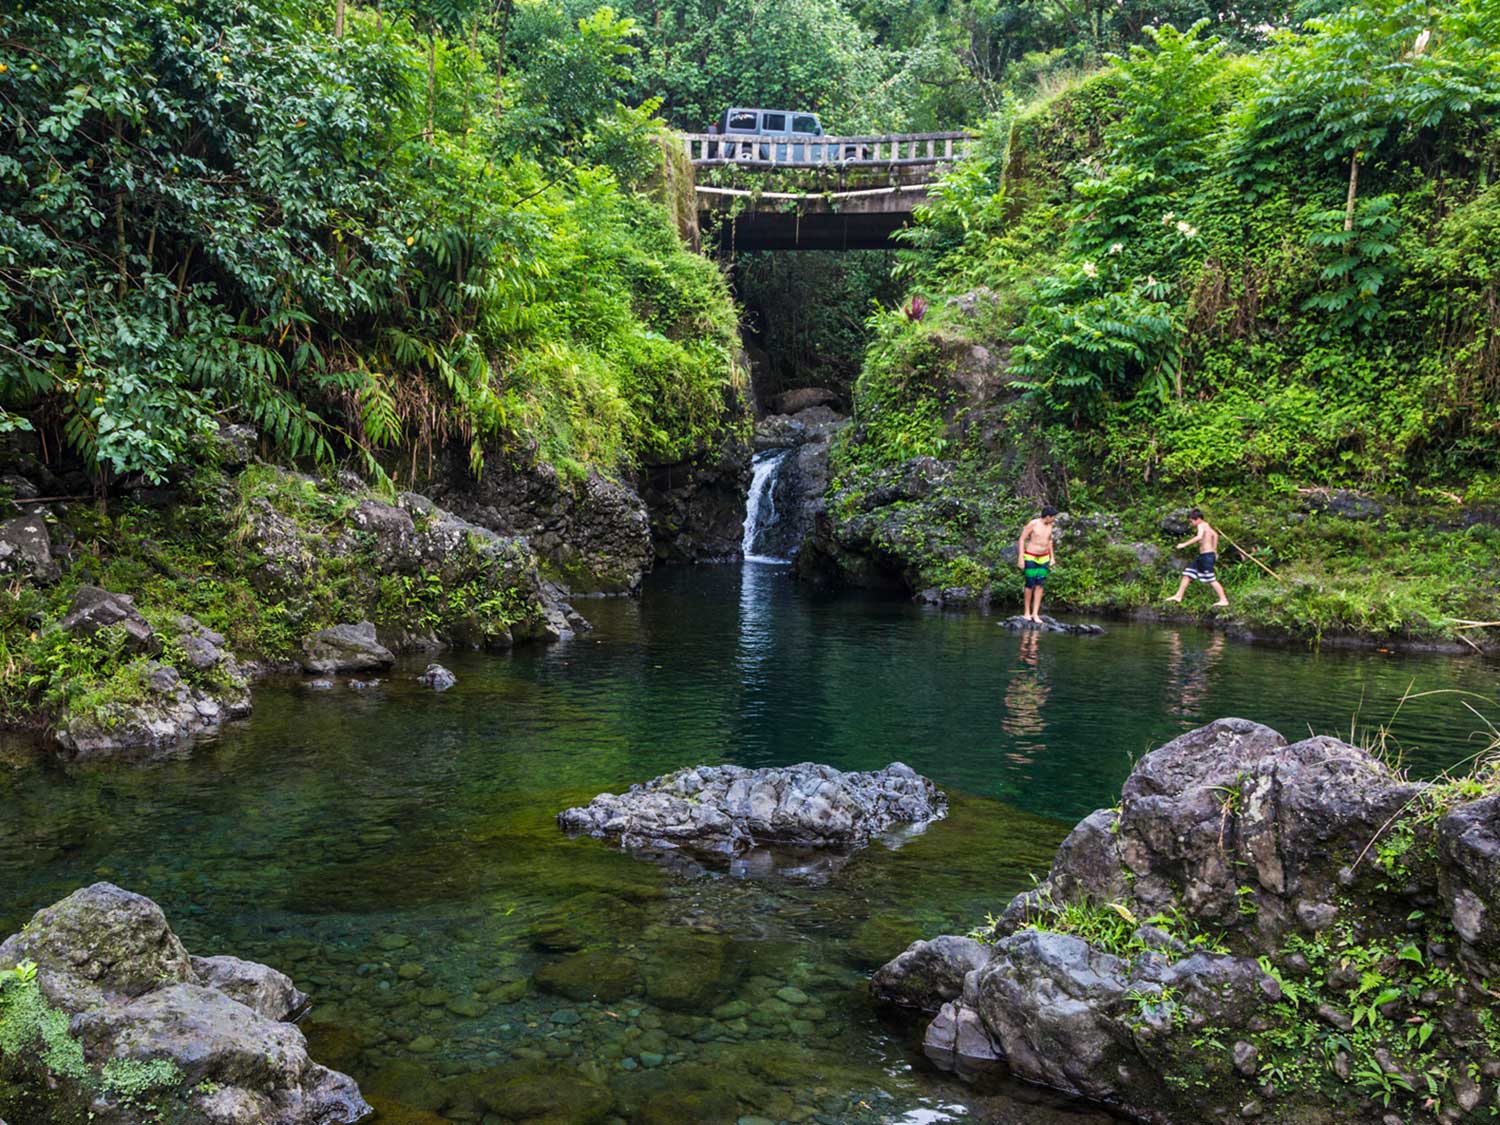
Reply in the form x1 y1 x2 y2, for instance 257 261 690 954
0 883 370 1124
872 720 1500 1124
558 762 947 854
299 621 395 675
870 935 992 1012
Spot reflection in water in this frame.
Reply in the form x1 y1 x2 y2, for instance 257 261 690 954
1164 629 1226 720
1001 630 1050 768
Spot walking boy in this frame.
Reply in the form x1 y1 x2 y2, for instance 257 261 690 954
1166 510 1229 607
1016 506 1058 622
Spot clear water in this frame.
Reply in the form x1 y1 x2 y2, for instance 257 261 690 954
3 565 1496 1124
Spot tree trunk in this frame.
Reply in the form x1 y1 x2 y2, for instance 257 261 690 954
1344 150 1360 231
425 33 436 143
335 0 345 38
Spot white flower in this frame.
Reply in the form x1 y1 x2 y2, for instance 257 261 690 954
1162 211 1176 226
1175 220 1198 239
1108 242 1123 255
1082 261 1098 278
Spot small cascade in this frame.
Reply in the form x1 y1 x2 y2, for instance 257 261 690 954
742 448 792 563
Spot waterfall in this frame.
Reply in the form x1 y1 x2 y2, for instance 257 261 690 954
742 448 792 563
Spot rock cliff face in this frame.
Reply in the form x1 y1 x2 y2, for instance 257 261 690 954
639 436 752 564
0 883 369 1125
874 719 1500 1124
420 451 654 594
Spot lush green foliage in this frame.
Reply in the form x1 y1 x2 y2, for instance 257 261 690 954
821 1 1500 638
0 0 741 487
735 250 902 400
588 0 1312 133
873 3 1500 472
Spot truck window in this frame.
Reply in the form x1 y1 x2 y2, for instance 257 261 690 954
761 113 786 132
792 115 820 135
727 111 757 131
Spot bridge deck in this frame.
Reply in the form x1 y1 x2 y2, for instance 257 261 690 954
680 131 971 169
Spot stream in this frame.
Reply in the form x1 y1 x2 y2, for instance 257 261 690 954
2 565 1496 1123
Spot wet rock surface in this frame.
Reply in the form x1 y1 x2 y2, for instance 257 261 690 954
640 434 752 564
559 762 947 854
425 452 654 594
746 407 847 560
996 614 1103 634
873 719 1500 1124
0 883 369 1124
300 622 396 675
871 935 992 1011
417 663 457 691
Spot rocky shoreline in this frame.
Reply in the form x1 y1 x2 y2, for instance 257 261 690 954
0 416 758 760
0 884 369 1125
872 718 1500 1124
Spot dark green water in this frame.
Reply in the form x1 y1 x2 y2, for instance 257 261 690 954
3 564 1496 1124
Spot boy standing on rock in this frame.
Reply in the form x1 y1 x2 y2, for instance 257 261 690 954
1166 510 1229 607
1016 505 1058 622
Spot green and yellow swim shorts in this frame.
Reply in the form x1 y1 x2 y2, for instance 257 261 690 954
1022 552 1052 589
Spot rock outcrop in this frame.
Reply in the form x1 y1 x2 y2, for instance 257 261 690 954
59 586 160 655
872 719 1500 1124
35 467 586 761
417 663 457 691
52 609 252 760
639 435 753 564
0 883 369 1125
767 387 841 415
424 453 654 593
559 761 947 854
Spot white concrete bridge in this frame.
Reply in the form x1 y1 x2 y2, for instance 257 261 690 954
677 131 973 251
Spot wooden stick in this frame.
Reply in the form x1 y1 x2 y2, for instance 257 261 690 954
1224 534 1282 581
12 495 90 505
1451 620 1500 629
1456 632 1484 654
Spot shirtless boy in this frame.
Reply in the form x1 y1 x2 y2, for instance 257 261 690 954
1016 506 1058 622
1166 510 1229 607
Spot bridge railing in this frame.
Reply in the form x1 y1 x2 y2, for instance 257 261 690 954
681 131 973 168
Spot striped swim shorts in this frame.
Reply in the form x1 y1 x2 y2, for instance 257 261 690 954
1023 552 1052 589
1184 552 1217 583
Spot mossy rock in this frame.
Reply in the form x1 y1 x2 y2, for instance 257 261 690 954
457 1061 616 1124
535 950 641 1003
845 915 925 969
362 1096 450 1125
613 1059 743 1122
531 893 643 952
361 1061 452 1114
640 931 741 1012
629 1088 741 1123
